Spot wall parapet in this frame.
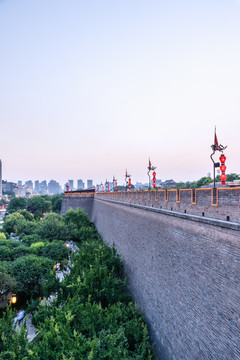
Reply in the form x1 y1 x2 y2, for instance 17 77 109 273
94 197 240 231
95 187 240 223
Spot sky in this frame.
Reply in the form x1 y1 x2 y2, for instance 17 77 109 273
0 0 240 187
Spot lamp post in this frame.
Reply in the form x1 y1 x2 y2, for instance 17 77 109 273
210 127 227 191
113 176 117 191
105 180 109 192
125 170 131 190
147 158 157 189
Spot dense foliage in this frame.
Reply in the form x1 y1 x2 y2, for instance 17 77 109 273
175 173 240 189
0 201 155 359
6 194 63 219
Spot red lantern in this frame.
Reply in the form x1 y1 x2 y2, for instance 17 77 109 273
115 181 118 191
152 172 156 189
219 154 226 163
220 173 227 182
128 178 131 190
220 164 226 172
219 154 227 185
107 183 109 192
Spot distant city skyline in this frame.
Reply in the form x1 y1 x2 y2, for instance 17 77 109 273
1 1 240 185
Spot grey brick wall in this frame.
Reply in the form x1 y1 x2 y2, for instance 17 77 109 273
61 192 240 360
91 199 240 360
97 188 240 222
60 193 94 217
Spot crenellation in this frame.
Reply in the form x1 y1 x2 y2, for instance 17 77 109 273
95 187 240 222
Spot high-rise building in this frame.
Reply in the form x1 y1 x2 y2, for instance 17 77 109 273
25 180 33 191
68 180 74 191
25 180 33 188
0 159 2 198
40 180 48 195
2 180 16 193
25 180 33 195
48 179 61 194
77 179 85 190
34 180 40 194
87 179 93 188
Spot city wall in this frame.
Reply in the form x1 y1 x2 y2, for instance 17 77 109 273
60 192 94 217
96 187 240 223
61 189 240 360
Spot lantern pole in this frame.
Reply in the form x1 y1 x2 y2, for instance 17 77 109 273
210 149 218 191
210 128 227 191
125 170 131 191
147 158 156 189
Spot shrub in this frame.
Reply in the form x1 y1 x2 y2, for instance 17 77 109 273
21 234 42 246
0 232 6 240
0 246 11 261
29 242 45 254
10 245 30 260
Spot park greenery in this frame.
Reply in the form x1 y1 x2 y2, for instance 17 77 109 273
6 194 63 217
0 198 155 359
173 173 240 190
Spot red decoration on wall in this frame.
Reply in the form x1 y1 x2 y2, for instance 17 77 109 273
219 154 227 185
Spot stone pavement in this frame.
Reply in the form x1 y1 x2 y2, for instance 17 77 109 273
26 313 37 341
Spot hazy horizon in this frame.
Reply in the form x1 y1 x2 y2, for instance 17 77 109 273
1 0 239 186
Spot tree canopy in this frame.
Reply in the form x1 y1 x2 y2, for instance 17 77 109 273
7 197 27 214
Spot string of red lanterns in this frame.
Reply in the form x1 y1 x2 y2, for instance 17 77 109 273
219 154 227 185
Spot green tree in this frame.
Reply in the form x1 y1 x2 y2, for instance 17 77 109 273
2 213 38 236
2 213 25 234
0 246 11 261
9 254 54 297
39 240 69 261
18 210 34 221
175 182 185 189
27 196 52 218
37 213 74 241
21 234 42 246
7 197 27 214
63 208 92 228
51 194 63 214
0 272 17 295
10 245 30 260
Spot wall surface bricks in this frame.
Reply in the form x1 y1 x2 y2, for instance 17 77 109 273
61 191 240 360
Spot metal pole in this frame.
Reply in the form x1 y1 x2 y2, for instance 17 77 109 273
147 170 151 189
210 151 216 191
